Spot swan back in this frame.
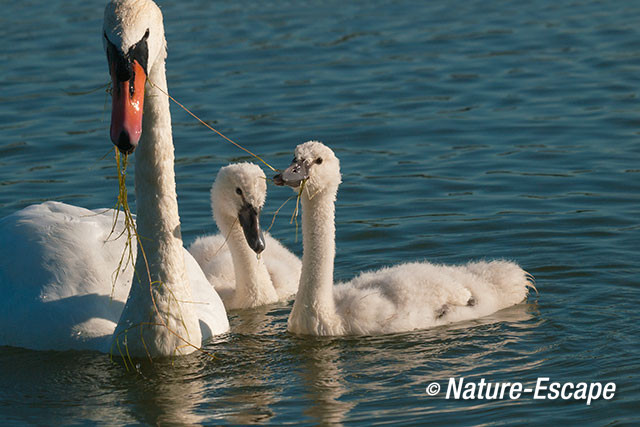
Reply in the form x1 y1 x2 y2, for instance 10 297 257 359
0 202 134 351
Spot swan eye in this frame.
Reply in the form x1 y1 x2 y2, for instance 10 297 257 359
236 187 243 196
128 28 150 75
316 157 323 165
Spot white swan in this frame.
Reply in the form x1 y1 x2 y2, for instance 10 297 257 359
0 0 229 356
273 141 535 336
188 163 301 310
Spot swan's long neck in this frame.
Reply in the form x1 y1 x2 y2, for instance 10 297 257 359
112 54 201 357
223 220 277 308
288 186 342 335
134 58 184 286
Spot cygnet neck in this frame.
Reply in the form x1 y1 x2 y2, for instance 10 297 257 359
217 213 277 308
289 185 342 334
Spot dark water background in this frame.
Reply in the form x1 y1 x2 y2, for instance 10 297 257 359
0 0 638 424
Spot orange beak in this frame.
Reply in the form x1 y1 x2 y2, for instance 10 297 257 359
110 60 146 154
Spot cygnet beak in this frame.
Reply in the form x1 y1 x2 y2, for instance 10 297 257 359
273 159 309 187
238 202 266 254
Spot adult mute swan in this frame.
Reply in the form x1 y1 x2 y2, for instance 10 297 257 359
188 163 301 309
273 141 535 336
0 0 229 356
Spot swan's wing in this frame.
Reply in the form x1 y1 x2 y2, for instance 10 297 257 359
0 201 133 351
188 234 235 287
462 260 532 307
334 260 531 334
337 262 470 329
183 248 230 339
188 233 301 304
262 233 301 299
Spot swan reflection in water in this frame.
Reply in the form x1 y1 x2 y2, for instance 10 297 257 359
294 337 356 425
198 299 537 424
120 356 212 425
0 299 536 424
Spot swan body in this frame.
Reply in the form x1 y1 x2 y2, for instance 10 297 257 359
273 141 534 336
0 202 227 352
0 0 229 355
0 202 132 351
189 163 301 310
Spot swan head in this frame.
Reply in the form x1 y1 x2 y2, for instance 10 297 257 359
211 163 267 254
103 0 166 154
273 141 341 196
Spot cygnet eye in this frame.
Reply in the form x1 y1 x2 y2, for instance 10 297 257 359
316 157 323 165
235 187 243 196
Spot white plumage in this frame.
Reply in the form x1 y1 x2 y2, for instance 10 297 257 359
0 0 229 355
274 141 535 336
189 163 301 309
0 202 227 352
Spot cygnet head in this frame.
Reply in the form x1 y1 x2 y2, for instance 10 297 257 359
103 0 167 154
273 141 341 196
211 163 267 254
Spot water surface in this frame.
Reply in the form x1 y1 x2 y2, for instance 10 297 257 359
0 0 638 424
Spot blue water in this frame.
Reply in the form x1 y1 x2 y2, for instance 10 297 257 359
1 0 639 424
